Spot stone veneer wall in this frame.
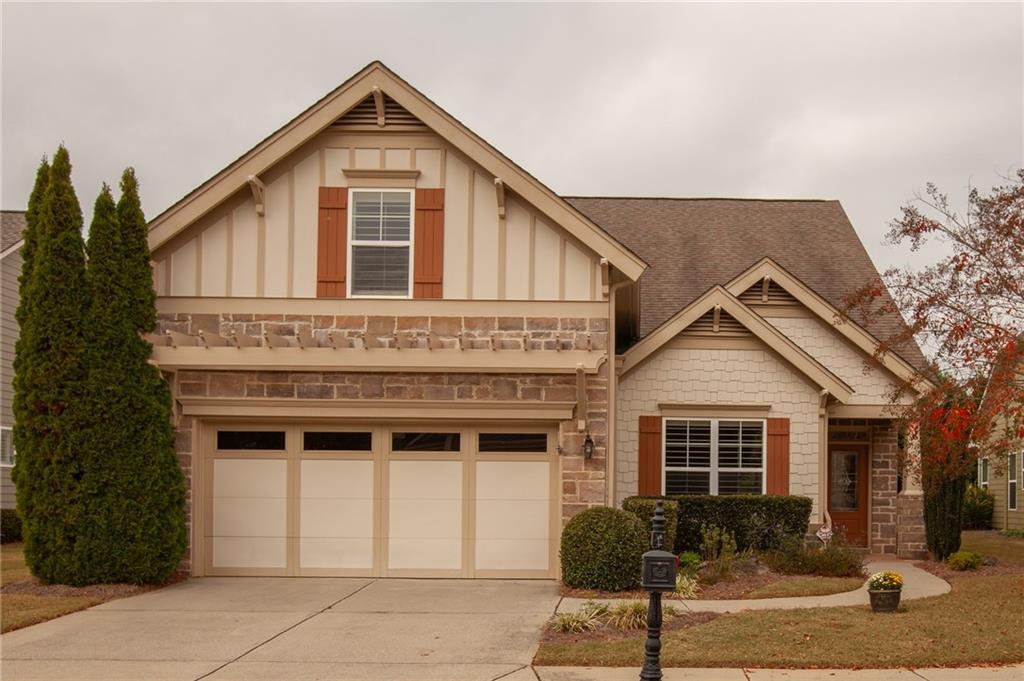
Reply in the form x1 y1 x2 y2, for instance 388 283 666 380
869 421 900 555
162 311 611 573
616 345 821 510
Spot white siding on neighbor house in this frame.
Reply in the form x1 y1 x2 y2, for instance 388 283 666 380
616 345 821 512
1 249 21 509
765 315 910 405
153 132 602 302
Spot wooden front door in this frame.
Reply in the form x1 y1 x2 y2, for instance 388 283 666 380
828 445 869 546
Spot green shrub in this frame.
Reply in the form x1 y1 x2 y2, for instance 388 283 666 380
961 485 995 530
763 537 865 577
622 497 678 551
560 506 647 591
675 573 700 598
678 551 701 572
924 475 967 560
624 495 812 553
1001 529 1024 539
946 550 983 571
1 509 23 543
551 609 601 633
700 524 738 578
607 600 648 630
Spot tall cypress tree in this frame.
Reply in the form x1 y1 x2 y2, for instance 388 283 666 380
12 146 89 584
72 172 186 584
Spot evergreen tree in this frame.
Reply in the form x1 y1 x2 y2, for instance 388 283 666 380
12 146 89 584
71 172 186 584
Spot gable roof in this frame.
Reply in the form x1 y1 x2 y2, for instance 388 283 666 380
620 285 855 402
1 211 26 255
565 196 930 375
148 61 647 281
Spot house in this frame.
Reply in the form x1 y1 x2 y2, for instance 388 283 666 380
139 61 932 578
0 211 26 510
978 356 1023 533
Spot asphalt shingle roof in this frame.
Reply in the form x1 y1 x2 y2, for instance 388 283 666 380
1 211 26 253
564 196 929 374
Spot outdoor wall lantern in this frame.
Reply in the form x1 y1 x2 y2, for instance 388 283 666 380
583 433 595 459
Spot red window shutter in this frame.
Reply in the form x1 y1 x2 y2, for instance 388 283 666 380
638 415 663 496
317 187 348 298
766 417 790 495
413 188 444 299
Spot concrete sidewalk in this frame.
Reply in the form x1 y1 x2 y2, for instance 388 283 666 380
528 665 1024 680
559 560 950 614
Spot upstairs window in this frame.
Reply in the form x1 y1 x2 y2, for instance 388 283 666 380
349 190 412 297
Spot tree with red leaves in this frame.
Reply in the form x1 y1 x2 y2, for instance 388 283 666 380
846 170 1023 558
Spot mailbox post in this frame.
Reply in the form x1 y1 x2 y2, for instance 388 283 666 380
640 500 676 681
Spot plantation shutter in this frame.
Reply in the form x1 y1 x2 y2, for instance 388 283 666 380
316 187 348 298
413 188 444 298
766 417 790 495
638 415 663 496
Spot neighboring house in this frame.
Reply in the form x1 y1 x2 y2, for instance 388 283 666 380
1 211 26 510
978 357 1023 532
137 61 932 578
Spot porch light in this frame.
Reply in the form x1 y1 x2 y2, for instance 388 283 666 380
583 433 595 459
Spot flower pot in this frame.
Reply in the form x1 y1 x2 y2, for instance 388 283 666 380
868 588 901 613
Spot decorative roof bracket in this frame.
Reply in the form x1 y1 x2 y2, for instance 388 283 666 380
712 304 721 333
247 175 266 216
761 275 771 303
371 86 385 127
494 178 506 219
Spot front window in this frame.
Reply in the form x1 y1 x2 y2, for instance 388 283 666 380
349 189 412 297
0 427 13 466
1009 453 1018 511
979 458 990 489
663 419 765 495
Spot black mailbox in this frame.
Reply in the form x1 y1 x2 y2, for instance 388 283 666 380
641 549 677 592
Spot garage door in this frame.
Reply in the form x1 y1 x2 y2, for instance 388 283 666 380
200 424 558 578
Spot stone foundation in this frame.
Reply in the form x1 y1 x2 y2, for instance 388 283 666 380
870 422 899 555
897 492 927 558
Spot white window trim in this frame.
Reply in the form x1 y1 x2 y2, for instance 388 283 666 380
346 188 415 299
662 417 766 496
979 457 989 489
0 425 13 468
1009 452 1018 512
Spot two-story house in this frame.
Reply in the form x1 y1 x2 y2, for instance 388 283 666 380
137 62 934 578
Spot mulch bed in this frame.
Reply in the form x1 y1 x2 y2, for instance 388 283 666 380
541 610 720 645
1 573 185 600
561 557 780 601
915 559 1024 580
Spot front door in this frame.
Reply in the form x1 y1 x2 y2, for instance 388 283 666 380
828 445 869 546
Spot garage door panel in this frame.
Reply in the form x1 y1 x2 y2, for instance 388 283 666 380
300 537 374 569
213 459 287 498
212 536 287 569
213 498 287 537
475 461 551 571
389 461 462 570
299 460 375 570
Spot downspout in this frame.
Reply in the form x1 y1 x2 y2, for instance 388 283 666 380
819 390 833 530
606 275 634 508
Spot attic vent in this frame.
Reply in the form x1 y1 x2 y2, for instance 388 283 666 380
739 279 799 306
331 93 427 130
680 308 751 338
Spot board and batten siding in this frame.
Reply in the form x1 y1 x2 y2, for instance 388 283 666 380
152 132 603 301
1 249 21 508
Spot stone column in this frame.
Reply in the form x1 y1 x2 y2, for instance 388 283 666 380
897 431 928 559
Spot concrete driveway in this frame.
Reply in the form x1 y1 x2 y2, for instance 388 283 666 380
1 577 559 681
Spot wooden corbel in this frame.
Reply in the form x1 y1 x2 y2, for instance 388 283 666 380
166 330 199 348
576 364 588 432
494 178 506 219
371 86 385 127
231 331 260 348
761 275 771 303
712 305 722 333
296 329 317 349
600 258 610 298
263 332 292 349
247 175 266 216
198 330 231 348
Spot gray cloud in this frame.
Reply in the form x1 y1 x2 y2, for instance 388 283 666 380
2 2 1020 273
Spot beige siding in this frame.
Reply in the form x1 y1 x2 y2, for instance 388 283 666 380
987 455 1024 531
766 314 910 405
616 344 821 513
0 466 13 510
153 132 601 302
1 249 20 428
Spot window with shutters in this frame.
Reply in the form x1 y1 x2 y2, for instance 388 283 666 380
1009 453 1018 512
979 458 990 489
348 189 413 297
663 419 765 496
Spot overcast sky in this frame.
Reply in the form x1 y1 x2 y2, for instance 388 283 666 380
2 2 1021 273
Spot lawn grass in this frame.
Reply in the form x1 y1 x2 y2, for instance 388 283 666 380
745 575 864 600
961 529 1024 564
1 594 101 632
1 542 32 587
535 573 1024 668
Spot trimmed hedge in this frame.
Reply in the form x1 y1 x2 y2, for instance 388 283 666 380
560 506 647 591
622 497 678 551
625 494 813 553
1 509 22 543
